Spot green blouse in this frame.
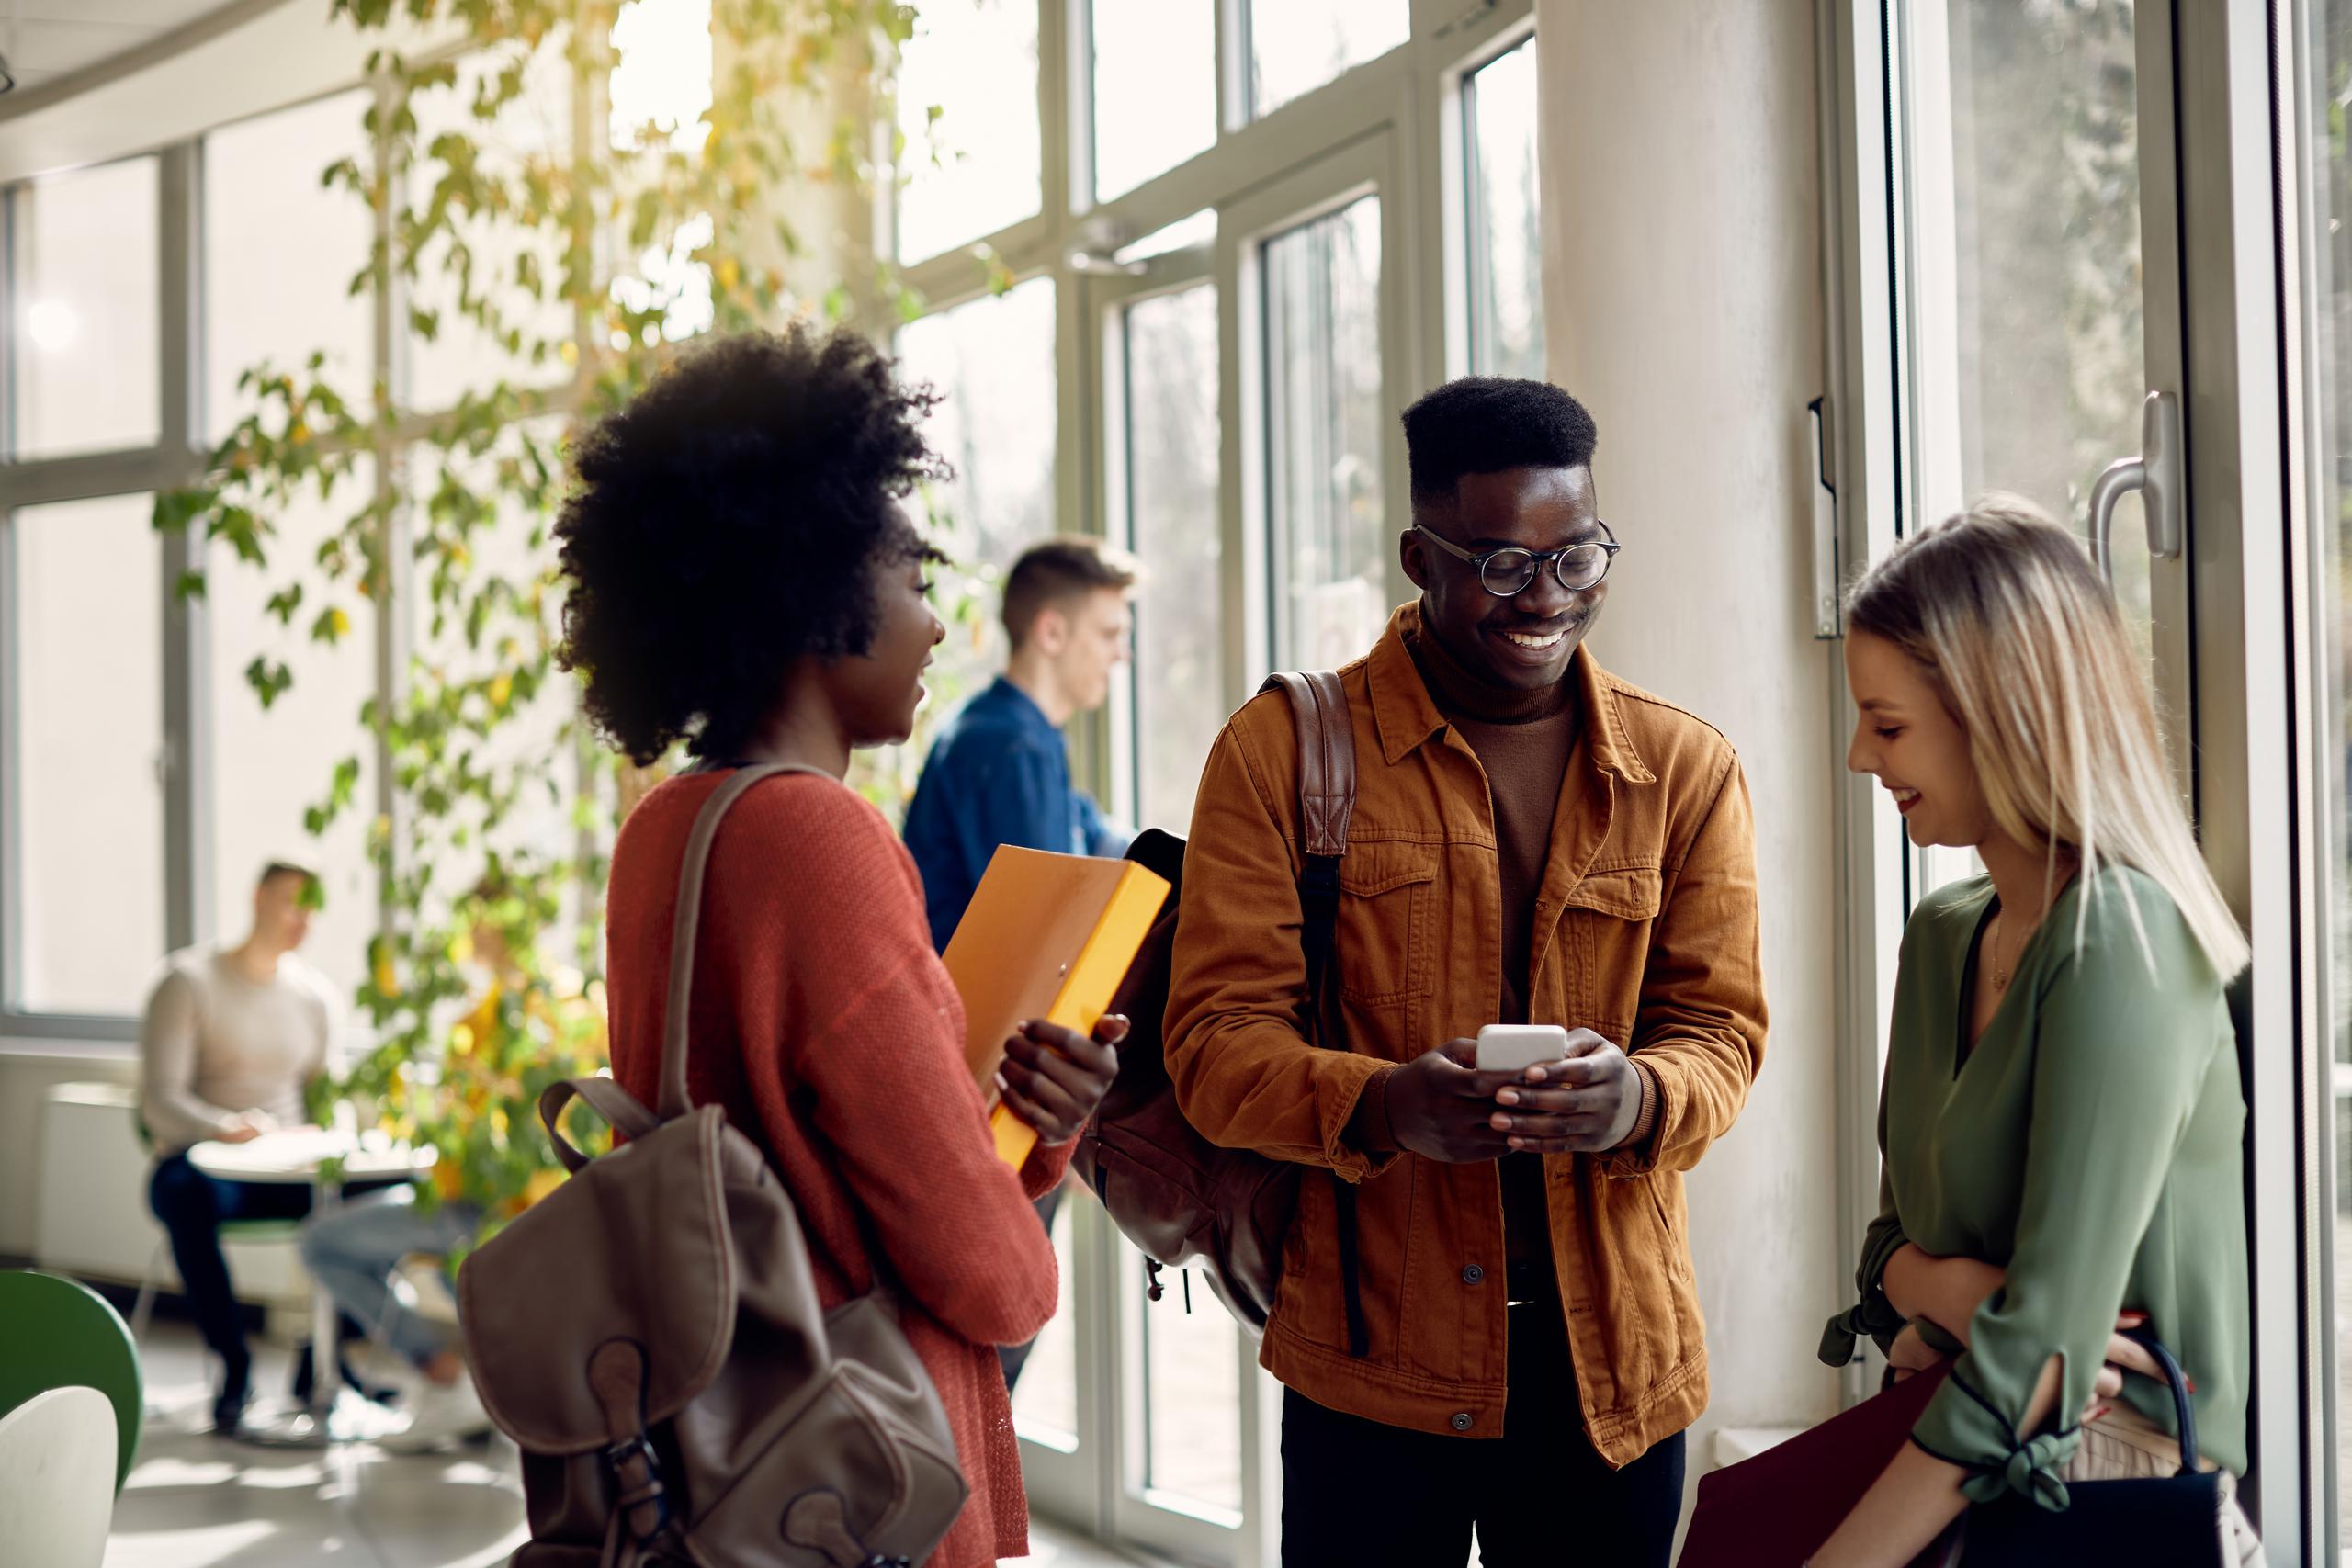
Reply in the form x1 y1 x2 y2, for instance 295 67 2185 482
1818 867 2249 1508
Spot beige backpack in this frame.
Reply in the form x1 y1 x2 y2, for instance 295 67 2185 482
458 764 967 1567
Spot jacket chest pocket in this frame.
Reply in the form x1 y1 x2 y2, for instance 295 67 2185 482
1556 864 1662 1035
1334 843 1438 1009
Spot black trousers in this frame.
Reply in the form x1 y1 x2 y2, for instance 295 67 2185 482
147 1153 314 1390
1280 1301 1686 1568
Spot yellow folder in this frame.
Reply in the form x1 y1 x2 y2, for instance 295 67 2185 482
940 845 1171 1168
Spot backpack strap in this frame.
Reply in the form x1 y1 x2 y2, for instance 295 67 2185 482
1259 671 1371 1359
657 762 835 1122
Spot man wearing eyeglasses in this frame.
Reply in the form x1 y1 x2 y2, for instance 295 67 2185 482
1165 378 1765 1566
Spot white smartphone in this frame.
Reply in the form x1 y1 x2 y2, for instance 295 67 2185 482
1474 1023 1570 1074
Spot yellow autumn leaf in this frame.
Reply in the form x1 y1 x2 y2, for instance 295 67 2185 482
325 606 351 640
519 1166 565 1209
374 952 399 997
488 672 514 711
717 256 741 289
288 420 312 446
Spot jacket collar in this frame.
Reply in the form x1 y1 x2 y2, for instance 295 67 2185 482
1365 601 1657 784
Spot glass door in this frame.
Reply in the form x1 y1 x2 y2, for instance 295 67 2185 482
1885 0 2190 891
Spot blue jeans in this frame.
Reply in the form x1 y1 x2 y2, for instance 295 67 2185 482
298 1185 479 1367
148 1153 314 1380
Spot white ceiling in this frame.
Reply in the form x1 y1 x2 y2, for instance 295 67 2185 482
0 2 237 94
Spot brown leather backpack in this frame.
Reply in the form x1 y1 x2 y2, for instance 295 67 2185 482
1071 672 1369 1354
458 764 967 1568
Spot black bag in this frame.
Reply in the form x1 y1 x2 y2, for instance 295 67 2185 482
1959 1332 2247 1566
1069 671 1372 1352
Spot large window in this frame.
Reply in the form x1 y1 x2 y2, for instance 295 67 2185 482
7 495 166 1016
1250 0 1409 119
1265 196 1386 671
204 92 374 442
1091 0 1216 202
11 158 161 460
1891 1 2154 902
1464 36 1544 380
0 60 600 1036
894 0 1042 263
207 473 379 1003
1119 282 1220 836
894 276 1060 716
2302 0 2352 1540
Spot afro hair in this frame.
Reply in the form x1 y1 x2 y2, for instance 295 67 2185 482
554 324 948 765
1400 377 1598 504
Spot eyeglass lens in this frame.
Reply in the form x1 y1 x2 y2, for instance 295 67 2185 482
1481 545 1609 595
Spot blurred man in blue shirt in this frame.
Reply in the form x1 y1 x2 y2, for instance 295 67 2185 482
905 536 1137 950
904 536 1136 1390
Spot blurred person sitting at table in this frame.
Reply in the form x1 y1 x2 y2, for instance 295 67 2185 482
141 860 342 1434
292 879 556 1453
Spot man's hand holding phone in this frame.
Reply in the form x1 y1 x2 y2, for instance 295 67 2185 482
1485 1026 1644 1154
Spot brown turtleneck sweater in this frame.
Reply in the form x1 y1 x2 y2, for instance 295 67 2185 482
1401 618 1653 1292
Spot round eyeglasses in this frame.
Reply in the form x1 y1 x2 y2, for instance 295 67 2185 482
1413 520 1621 597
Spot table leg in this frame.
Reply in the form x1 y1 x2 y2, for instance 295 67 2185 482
231 1174 395 1448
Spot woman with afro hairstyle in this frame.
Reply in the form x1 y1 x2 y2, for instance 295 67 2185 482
558 324 1124 1566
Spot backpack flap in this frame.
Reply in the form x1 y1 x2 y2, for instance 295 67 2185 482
458 1104 740 1453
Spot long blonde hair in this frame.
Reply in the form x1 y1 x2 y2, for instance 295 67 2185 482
1846 494 2248 979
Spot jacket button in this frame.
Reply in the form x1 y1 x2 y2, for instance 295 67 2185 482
1462 1264 1485 1285
1451 1412 1474 1432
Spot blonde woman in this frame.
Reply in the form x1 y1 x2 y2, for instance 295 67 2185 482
1811 497 2252 1565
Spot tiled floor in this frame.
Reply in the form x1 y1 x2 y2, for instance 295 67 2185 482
111 1317 1148 1568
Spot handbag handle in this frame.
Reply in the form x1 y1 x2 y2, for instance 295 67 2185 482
2120 1327 2200 1479
657 762 835 1121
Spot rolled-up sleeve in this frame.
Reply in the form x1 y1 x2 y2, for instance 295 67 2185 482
1907 914 2211 1509
1163 721 1395 1181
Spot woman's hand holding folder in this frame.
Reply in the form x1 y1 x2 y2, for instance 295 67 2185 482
995 1014 1127 1145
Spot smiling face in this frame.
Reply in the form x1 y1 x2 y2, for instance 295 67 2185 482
820 547 947 748
1844 628 1991 849
1400 465 1607 691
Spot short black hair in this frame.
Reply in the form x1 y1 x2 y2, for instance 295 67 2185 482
257 862 317 890
1400 378 1598 505
1002 536 1138 649
555 325 949 766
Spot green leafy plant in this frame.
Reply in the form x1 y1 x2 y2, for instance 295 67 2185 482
154 0 988 1242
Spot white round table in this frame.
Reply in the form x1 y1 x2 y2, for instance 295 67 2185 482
187 1127 436 1447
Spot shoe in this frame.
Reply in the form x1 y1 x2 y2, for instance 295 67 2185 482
380 1366 492 1452
210 1354 253 1435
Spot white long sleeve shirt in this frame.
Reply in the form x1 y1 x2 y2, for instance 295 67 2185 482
139 946 338 1156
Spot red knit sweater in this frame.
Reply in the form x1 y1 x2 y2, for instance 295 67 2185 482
605 769 1068 1568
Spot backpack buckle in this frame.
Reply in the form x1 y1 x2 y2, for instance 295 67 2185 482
603 1432 674 1543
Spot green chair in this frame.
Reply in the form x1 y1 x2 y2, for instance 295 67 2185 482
0 1269 142 1495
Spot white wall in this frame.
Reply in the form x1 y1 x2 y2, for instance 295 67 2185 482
0 1050 138 1258
1536 0 1846 1471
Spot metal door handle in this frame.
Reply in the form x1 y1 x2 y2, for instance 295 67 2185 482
2089 390 2182 581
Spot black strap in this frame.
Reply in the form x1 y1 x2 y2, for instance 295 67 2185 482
1297 850 1368 1358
